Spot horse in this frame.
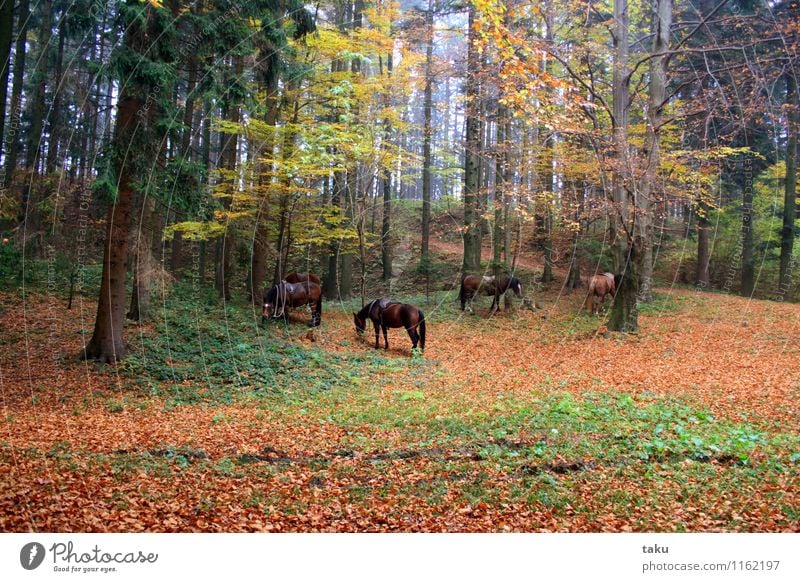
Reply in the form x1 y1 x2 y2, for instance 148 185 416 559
353 299 426 352
459 273 523 312
262 280 322 326
586 272 619 315
285 272 321 285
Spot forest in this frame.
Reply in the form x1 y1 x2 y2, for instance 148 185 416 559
0 0 799 532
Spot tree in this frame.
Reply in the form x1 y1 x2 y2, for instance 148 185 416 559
0 0 14 158
420 0 434 270
85 0 158 362
779 73 798 294
607 0 638 332
462 3 482 274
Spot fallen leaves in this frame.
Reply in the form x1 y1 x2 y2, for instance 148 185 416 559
1 288 798 532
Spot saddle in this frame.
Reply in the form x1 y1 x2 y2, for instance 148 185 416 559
367 298 394 316
280 281 303 295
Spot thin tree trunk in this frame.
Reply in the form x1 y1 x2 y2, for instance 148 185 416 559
0 0 17 159
741 174 755 297
381 52 393 281
273 96 300 285
493 104 507 273
180 58 198 158
339 0 364 301
779 73 798 295
696 203 710 287
540 7 555 284
420 0 434 267
4 0 29 177
566 185 583 290
249 68 280 303
462 4 482 274
216 58 242 300
128 194 158 322
46 18 66 173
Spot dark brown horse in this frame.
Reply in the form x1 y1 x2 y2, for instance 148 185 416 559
262 280 322 326
459 273 523 312
587 272 618 314
285 272 321 285
353 299 426 352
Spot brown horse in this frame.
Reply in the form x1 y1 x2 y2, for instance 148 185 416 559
285 272 321 285
587 272 618 314
353 299 426 352
262 280 322 326
459 273 523 312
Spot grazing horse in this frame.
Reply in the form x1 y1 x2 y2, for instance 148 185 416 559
262 280 322 326
353 299 426 352
285 272 321 285
459 273 523 312
587 272 619 315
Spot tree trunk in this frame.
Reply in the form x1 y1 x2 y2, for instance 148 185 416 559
540 7 555 284
608 0 637 332
273 90 300 285
46 18 66 174
381 52 393 281
0 0 15 159
249 69 279 302
4 0 28 177
326 166 343 299
85 93 140 362
462 4 482 274
128 195 158 322
216 58 242 301
696 203 710 287
779 73 798 296
637 0 672 303
339 0 364 301
566 185 583 290
180 58 198 158
420 0 434 267
493 103 507 274
27 2 52 164
741 168 755 297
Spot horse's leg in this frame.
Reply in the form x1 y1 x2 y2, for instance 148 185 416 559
493 292 504 312
409 327 418 350
373 319 380 349
382 322 389 350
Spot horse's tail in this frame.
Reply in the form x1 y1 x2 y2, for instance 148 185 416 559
458 277 465 303
418 310 426 352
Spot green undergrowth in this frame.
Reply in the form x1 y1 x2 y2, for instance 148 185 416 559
118 284 429 405
266 373 800 475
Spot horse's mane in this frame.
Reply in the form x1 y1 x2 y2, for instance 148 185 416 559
356 300 376 320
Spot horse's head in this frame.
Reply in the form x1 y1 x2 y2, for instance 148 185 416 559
262 285 281 319
353 312 366 335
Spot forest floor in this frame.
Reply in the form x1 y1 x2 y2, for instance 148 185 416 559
1 271 799 531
